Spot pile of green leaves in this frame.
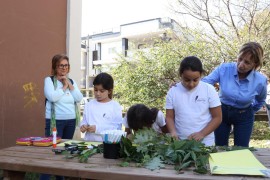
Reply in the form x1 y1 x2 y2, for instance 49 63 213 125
60 130 255 173
119 128 217 174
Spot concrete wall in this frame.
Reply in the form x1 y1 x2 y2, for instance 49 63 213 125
67 0 82 86
0 0 67 149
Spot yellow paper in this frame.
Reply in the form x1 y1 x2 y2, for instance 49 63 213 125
209 149 267 176
57 140 102 147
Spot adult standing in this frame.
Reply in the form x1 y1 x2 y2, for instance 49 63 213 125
42 54 83 180
202 42 267 147
44 54 83 138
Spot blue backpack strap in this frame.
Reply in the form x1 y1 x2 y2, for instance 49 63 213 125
69 78 74 85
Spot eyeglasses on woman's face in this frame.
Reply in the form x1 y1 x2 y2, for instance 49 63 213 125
58 64 70 69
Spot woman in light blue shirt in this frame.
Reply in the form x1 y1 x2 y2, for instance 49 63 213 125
43 54 83 180
44 54 83 138
202 42 267 147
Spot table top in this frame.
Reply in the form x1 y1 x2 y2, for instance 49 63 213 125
0 145 270 180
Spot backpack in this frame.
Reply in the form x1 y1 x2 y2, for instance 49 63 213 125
45 76 74 105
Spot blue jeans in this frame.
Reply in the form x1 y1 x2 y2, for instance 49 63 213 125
214 104 254 147
40 174 64 180
45 118 76 139
41 119 76 180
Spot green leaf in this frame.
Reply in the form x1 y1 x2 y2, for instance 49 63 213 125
191 151 196 161
173 140 186 150
120 161 130 167
182 152 191 162
178 161 191 171
145 157 165 171
194 167 208 174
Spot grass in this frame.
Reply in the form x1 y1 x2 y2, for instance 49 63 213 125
229 121 270 148
1 121 269 179
24 172 41 180
248 121 270 147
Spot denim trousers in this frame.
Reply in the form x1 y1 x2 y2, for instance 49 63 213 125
214 104 254 147
40 119 76 180
45 118 76 138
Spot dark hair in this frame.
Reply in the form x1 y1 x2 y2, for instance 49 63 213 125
93 72 114 99
51 54 70 76
178 56 205 76
238 42 264 70
127 104 158 131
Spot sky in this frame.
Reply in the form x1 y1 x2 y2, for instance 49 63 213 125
81 0 173 37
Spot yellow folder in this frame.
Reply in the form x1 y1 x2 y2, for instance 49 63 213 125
209 149 267 176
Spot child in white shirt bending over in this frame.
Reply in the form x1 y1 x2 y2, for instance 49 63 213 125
166 56 222 146
80 73 123 142
123 104 168 135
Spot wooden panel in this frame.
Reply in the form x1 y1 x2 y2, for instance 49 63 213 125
0 0 67 149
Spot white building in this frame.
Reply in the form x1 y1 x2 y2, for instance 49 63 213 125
81 17 180 97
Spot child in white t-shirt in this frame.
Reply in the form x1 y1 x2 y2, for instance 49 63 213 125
165 56 222 146
124 104 168 135
80 73 123 142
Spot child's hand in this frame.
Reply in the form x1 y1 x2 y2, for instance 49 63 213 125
80 125 88 133
87 125 96 133
170 132 179 139
188 132 204 141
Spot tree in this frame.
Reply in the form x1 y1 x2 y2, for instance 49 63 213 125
111 40 180 111
169 0 270 67
109 0 270 110
110 38 222 111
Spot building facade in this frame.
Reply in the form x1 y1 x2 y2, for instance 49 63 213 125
81 17 180 97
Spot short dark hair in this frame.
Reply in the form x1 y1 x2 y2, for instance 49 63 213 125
127 104 158 131
51 54 70 75
178 56 205 76
93 72 114 99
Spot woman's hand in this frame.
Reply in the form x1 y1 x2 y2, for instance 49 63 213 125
66 79 74 91
58 76 75 91
58 76 68 91
58 75 67 83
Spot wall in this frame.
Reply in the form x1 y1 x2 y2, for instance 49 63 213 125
67 0 82 86
0 0 67 149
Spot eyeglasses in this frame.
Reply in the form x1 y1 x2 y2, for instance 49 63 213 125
58 64 70 69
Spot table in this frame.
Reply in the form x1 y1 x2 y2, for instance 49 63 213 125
0 145 270 180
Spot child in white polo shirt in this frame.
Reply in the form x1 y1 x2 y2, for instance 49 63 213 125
165 56 222 146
